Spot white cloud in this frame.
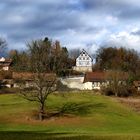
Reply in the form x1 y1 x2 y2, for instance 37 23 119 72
105 29 140 50
105 16 118 25
0 0 140 52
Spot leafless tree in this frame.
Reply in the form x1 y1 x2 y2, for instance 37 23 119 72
104 70 129 97
69 48 81 60
21 73 56 120
20 38 57 121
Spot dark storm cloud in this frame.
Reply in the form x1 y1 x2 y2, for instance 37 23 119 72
0 0 86 42
81 0 140 20
0 0 140 50
131 30 140 36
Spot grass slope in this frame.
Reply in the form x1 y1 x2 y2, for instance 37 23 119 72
0 92 140 139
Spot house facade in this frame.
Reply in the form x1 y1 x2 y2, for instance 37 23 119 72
73 49 93 72
83 72 106 90
83 71 128 90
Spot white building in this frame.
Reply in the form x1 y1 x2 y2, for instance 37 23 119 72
73 49 93 72
83 71 128 90
83 72 106 90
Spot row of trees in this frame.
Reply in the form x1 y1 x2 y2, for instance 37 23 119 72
94 47 140 81
9 37 75 76
1 37 140 81
95 47 140 73
1 37 140 80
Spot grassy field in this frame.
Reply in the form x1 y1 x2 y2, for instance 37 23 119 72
0 92 140 139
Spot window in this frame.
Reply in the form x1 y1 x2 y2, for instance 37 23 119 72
94 82 97 87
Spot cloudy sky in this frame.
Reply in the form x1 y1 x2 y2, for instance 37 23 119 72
1 0 140 52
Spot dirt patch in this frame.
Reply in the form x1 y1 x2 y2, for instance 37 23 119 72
117 97 140 113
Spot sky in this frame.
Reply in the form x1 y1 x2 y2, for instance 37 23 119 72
1 0 140 52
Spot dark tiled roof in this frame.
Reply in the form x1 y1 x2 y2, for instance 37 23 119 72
84 72 105 83
84 71 128 83
12 72 56 81
79 49 93 61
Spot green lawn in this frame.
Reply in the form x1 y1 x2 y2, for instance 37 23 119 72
0 92 140 139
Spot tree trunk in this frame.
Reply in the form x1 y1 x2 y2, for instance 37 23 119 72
39 103 45 121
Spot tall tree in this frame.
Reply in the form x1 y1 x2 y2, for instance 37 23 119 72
95 47 140 75
20 38 57 120
104 70 129 97
69 48 80 60
9 50 30 72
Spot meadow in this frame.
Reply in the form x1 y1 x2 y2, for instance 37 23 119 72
0 92 140 140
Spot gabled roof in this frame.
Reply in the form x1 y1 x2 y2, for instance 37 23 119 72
78 49 93 61
84 72 105 83
84 71 128 83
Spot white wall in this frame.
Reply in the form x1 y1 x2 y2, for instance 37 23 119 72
3 66 9 71
83 82 92 90
73 66 92 72
60 76 85 90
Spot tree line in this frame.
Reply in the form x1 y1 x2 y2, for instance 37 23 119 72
9 37 75 76
1 37 140 80
94 47 140 81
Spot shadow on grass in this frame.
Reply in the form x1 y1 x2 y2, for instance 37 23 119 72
49 102 106 117
0 132 140 140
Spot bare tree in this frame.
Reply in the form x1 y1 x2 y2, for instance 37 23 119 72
20 38 57 120
21 73 56 120
69 48 80 60
104 70 129 97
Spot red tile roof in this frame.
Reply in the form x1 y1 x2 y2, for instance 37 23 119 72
12 72 56 81
84 71 128 83
84 72 105 83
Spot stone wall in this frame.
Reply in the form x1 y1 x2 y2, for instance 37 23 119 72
73 66 92 72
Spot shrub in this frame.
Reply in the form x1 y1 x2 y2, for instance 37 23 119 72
0 70 12 79
101 85 133 97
